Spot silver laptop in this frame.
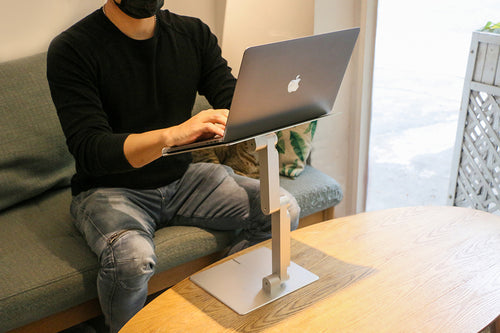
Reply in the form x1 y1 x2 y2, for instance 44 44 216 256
162 27 359 155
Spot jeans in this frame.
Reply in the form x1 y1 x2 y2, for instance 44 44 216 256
70 163 300 332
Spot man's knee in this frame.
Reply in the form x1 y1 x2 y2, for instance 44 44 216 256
100 230 157 290
285 190 300 231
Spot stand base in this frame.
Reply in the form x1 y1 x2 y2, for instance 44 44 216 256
190 247 318 315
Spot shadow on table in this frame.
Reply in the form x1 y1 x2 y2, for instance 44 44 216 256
172 238 376 332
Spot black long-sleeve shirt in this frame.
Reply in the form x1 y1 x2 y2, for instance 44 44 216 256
47 8 236 195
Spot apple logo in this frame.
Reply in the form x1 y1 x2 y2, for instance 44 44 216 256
287 75 301 93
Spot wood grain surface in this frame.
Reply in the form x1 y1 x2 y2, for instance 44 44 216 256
119 206 500 333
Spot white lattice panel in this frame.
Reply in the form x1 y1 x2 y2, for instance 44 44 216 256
449 32 500 214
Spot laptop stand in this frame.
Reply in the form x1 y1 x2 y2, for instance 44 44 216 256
190 133 318 315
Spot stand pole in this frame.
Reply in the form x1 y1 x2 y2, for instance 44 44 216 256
245 133 290 294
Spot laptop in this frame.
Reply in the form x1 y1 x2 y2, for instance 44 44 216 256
162 27 359 156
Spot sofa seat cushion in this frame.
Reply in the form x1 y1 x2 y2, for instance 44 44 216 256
0 188 233 332
280 165 343 218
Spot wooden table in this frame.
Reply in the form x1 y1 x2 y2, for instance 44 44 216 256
120 206 500 332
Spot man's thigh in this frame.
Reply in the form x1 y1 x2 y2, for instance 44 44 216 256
166 163 266 230
71 187 160 256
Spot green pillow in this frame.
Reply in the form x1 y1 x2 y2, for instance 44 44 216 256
276 121 317 178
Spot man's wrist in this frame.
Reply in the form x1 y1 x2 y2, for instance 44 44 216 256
161 127 177 148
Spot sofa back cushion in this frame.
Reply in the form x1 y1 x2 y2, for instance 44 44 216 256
0 53 74 211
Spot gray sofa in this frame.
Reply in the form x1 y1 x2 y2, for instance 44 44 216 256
0 52 343 332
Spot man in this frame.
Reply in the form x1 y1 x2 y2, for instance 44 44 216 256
47 1 300 332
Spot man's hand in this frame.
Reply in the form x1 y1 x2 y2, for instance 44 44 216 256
166 109 229 147
123 109 229 168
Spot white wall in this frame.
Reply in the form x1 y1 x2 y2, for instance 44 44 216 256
313 0 359 217
221 0 314 75
0 0 104 62
167 0 226 39
0 0 223 62
313 0 377 216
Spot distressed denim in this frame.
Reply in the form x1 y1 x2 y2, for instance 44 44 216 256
70 163 299 332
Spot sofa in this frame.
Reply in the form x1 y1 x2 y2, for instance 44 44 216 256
0 52 343 333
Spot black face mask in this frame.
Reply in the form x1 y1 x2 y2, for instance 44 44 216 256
114 0 164 19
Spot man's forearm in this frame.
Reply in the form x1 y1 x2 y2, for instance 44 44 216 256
123 108 229 168
123 130 169 168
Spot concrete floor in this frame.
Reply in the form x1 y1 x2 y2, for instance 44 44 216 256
365 0 500 211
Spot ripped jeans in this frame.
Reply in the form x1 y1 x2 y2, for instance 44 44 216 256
70 163 300 332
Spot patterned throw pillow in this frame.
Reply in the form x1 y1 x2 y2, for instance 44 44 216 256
191 142 260 179
276 121 317 178
191 121 316 179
